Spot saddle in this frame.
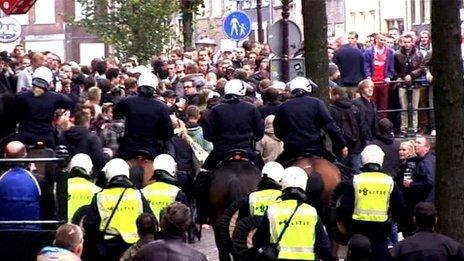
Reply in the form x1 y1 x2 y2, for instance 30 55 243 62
218 149 253 166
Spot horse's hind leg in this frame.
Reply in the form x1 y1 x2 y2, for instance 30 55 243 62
213 225 232 261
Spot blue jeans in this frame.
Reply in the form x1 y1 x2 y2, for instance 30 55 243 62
347 153 362 174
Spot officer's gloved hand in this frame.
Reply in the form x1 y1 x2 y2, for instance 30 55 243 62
55 145 69 168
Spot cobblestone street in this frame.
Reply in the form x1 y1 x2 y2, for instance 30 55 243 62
192 226 219 261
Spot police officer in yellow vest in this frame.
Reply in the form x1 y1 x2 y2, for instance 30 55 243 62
67 153 101 223
253 166 335 261
142 154 187 223
83 158 153 261
338 145 405 260
238 161 284 220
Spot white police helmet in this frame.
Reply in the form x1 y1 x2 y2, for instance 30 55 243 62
137 72 159 89
361 144 385 166
281 166 308 191
287 76 317 93
32 66 54 89
224 79 246 96
102 158 130 181
69 153 93 175
270 80 286 91
262 161 285 184
153 154 177 177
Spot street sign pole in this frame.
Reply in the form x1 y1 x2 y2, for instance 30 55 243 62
257 0 264 43
281 0 291 83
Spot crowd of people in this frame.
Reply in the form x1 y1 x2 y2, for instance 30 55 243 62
0 28 458 261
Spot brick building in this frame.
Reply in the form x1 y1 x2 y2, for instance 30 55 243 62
0 0 106 65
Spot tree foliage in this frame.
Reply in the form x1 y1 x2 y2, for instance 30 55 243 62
74 0 179 62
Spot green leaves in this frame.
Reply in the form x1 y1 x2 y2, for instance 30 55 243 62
74 0 180 62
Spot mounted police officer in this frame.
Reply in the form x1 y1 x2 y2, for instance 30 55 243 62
142 154 187 223
337 145 405 260
83 158 153 260
196 79 264 224
15 66 75 148
67 153 101 223
114 72 174 160
273 77 347 167
252 166 335 261
202 78 265 170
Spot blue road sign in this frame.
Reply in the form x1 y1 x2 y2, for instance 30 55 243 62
223 10 252 41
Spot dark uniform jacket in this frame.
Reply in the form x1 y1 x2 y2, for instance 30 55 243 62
114 94 174 159
15 90 75 146
203 97 264 153
390 230 464 261
274 93 346 152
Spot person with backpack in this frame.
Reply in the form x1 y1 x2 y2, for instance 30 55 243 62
329 87 367 173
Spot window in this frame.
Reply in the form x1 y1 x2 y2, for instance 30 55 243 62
34 0 56 24
74 0 84 21
211 0 223 17
80 43 105 66
411 0 430 24
12 14 29 25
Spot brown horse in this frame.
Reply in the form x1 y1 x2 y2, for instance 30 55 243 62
292 156 341 215
209 160 261 261
230 155 343 260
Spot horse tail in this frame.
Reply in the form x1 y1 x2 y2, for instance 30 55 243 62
227 178 245 204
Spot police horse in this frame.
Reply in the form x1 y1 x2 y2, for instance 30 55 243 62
207 151 261 261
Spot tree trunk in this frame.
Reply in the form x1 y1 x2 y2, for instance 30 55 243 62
182 0 194 51
432 0 464 243
302 0 329 102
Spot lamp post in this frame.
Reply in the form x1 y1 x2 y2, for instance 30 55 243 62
257 0 264 43
281 0 291 82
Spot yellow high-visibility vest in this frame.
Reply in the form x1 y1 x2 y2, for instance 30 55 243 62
142 182 180 221
68 177 101 221
267 199 317 260
97 187 143 244
249 189 281 216
352 171 394 222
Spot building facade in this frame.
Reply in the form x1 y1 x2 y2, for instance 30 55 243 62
0 0 106 65
194 0 345 51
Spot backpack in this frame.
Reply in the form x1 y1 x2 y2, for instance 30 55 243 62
334 105 360 143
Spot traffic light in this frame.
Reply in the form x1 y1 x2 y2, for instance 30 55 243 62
0 0 37 15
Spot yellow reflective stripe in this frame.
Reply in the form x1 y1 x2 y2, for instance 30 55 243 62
278 246 315 260
279 246 314 252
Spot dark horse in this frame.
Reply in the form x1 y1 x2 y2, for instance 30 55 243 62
230 155 343 260
209 159 261 261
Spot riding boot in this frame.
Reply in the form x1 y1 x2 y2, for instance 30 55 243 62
193 169 212 224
